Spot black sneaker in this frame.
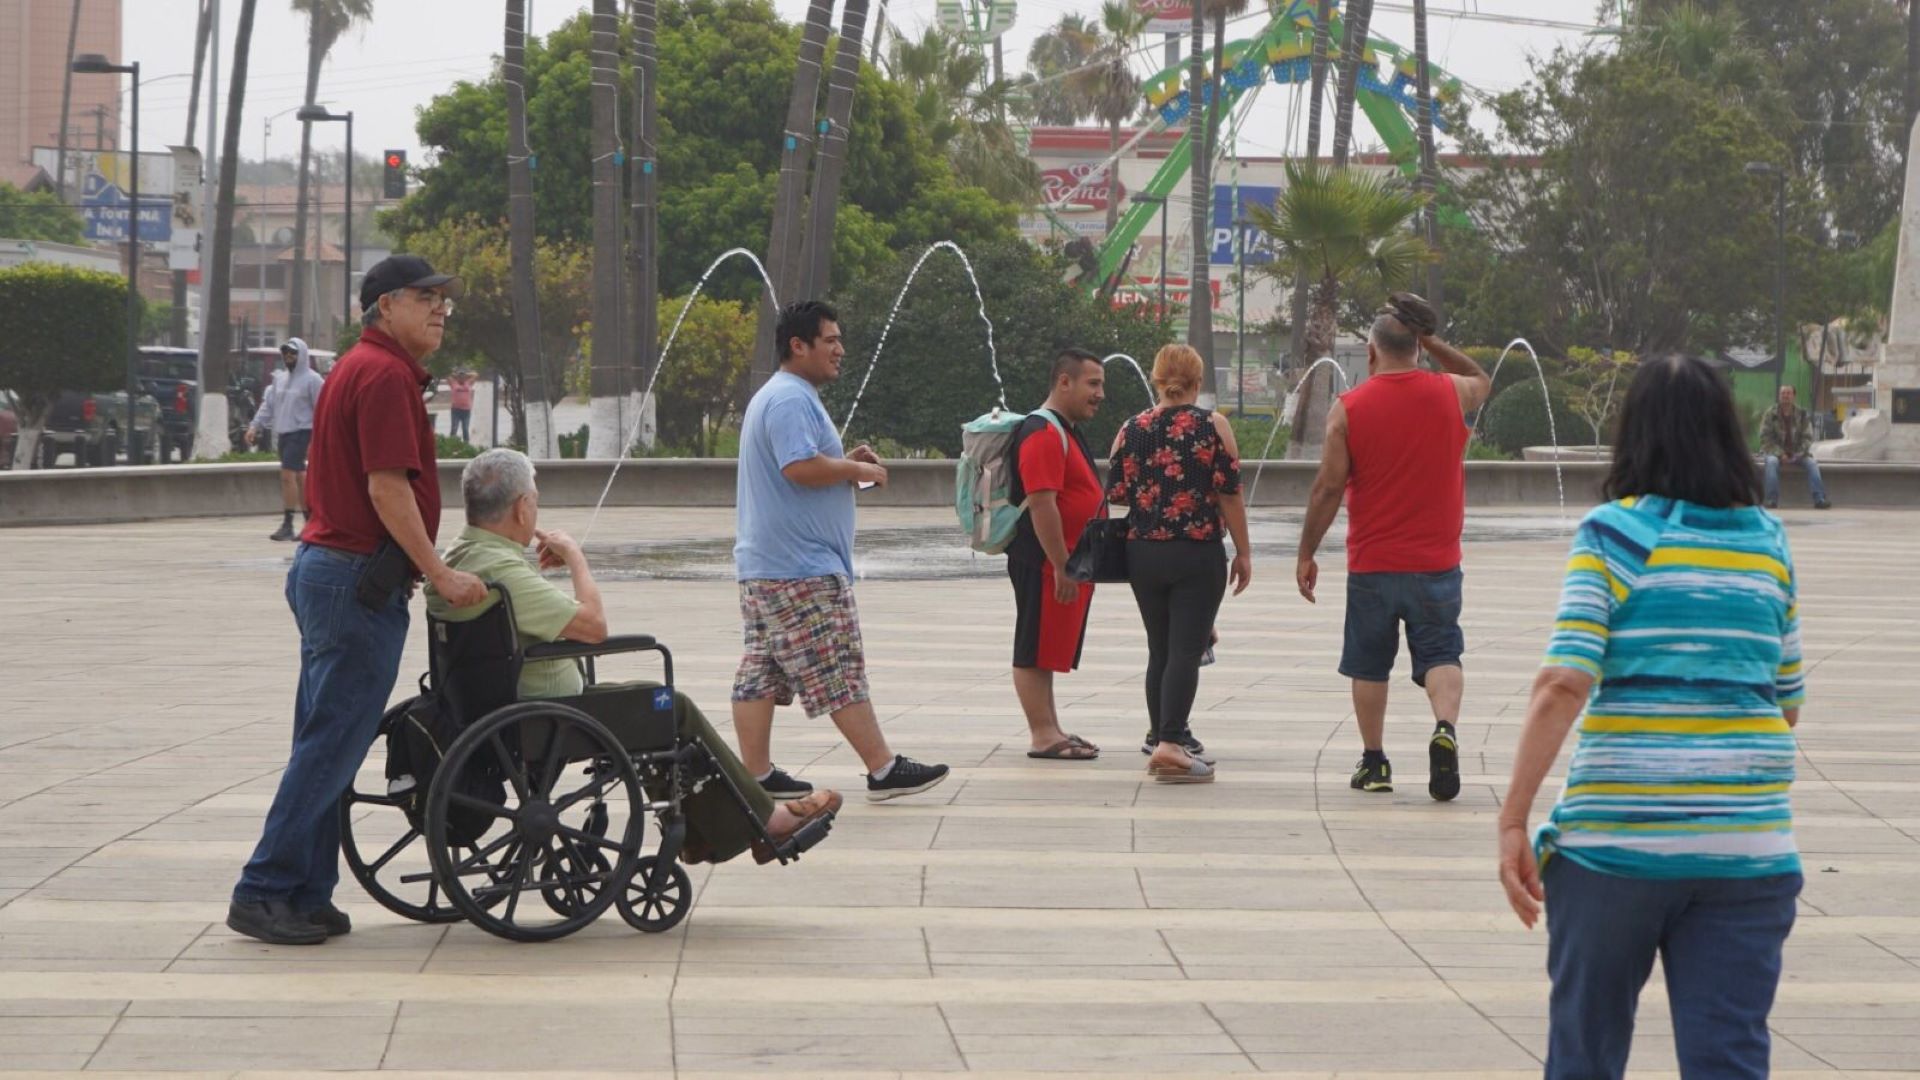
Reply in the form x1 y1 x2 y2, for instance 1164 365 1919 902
866 756 950 802
227 899 327 945
1350 756 1393 793
1814 498 1832 510
269 519 296 542
758 766 814 802
303 902 352 937
1140 733 1215 765
1428 726 1461 802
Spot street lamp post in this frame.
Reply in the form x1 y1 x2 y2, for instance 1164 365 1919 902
72 53 141 464
1745 161 1788 395
296 105 355 335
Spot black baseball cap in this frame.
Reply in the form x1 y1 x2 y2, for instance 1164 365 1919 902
359 254 464 311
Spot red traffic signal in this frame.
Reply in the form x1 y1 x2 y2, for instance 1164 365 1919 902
385 153 402 168
383 149 408 199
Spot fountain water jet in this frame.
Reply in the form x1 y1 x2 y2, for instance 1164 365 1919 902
840 241 1000 436
1102 353 1153 398
1245 356 1350 510
1470 337 1565 515
581 247 779 542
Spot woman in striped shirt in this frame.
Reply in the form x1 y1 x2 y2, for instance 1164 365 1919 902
1498 354 1804 1080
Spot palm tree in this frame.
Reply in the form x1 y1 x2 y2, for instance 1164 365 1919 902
1248 162 1429 456
799 0 871 299
629 0 661 452
1022 13 1099 126
1412 0 1442 316
1063 2 1148 235
750 0 835 395
289 0 374 341
184 0 212 148
585 0 625 458
1193 0 1252 403
1186 0 1212 400
203 0 261 422
892 28 1038 204
1288 0 1336 367
505 0 550 454
1330 0 1374 166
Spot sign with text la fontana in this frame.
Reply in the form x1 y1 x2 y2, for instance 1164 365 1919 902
1040 162 1127 212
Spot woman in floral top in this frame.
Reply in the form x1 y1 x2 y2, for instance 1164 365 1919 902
1106 344 1253 782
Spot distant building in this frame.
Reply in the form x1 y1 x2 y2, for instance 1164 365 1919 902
0 0 122 190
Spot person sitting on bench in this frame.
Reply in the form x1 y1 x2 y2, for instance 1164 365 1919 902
426 448 840 863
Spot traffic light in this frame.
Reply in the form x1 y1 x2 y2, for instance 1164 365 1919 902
383 150 407 199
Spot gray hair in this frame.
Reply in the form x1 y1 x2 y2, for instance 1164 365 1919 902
463 448 537 525
361 304 381 328
1369 313 1418 360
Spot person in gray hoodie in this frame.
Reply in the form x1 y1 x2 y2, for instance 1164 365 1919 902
247 337 326 541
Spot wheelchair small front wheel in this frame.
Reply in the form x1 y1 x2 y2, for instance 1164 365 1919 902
425 702 643 942
615 855 692 933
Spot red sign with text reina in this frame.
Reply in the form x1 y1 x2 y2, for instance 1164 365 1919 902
1040 163 1127 212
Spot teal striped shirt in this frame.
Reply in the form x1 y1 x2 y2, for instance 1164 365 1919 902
1536 496 1803 879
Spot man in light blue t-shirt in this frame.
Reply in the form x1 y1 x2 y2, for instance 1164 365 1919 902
730 300 950 804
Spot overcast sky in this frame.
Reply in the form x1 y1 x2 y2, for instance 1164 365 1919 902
120 0 1612 166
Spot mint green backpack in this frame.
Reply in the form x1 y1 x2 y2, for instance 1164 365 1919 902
955 408 1068 555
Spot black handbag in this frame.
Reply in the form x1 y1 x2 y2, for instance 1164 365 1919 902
1065 516 1129 583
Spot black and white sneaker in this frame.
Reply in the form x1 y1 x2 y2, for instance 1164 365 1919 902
1140 733 1216 765
758 766 814 802
865 756 950 802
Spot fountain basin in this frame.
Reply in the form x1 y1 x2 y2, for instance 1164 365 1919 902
1523 445 1611 462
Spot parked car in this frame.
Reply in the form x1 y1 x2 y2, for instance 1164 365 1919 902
38 389 161 467
137 347 201 463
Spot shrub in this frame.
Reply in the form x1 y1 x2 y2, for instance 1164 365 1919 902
1479 381 1584 456
436 434 481 459
558 424 589 459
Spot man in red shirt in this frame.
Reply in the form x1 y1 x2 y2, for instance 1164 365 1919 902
1006 348 1107 759
1295 305 1491 801
229 255 486 945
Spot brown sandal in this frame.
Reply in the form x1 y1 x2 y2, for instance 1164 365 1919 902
754 789 843 864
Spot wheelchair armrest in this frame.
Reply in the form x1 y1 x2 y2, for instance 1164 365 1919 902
523 634 659 661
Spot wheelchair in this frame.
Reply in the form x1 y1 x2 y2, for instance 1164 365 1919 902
337 586 834 942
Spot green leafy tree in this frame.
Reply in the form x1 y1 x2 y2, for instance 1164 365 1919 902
1458 45 1796 354
652 293 755 454
388 2 1011 301
888 26 1039 205
1249 163 1430 455
1477 380 1582 458
1558 347 1638 446
823 239 1168 455
401 215 592 445
0 265 127 469
0 183 85 244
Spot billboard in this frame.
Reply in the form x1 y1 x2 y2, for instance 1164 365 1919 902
1210 184 1279 266
31 146 200 268
1137 0 1193 34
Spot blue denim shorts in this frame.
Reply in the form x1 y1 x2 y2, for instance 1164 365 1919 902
1339 567 1464 686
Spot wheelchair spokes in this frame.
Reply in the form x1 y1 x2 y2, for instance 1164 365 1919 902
424 702 644 942
339 699 467 924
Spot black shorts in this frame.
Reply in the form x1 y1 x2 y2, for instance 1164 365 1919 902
1339 568 1465 686
1008 558 1092 673
277 429 311 472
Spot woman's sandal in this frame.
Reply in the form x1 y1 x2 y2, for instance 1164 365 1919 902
1148 757 1215 784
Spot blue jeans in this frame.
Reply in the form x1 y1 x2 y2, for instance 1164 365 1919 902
1339 568 1464 687
1763 454 1827 505
449 408 471 442
234 543 410 908
1544 857 1801 1080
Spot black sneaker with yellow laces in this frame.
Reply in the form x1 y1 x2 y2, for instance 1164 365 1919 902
1350 752 1393 793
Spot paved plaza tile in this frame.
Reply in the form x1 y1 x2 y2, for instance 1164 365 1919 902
2 504 1918 1077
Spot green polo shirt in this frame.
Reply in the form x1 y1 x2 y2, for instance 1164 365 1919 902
425 525 584 699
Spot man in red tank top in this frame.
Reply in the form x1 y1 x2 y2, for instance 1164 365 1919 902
1294 306 1491 802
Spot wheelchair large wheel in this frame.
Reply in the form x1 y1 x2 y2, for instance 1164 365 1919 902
340 697 467 924
425 701 644 942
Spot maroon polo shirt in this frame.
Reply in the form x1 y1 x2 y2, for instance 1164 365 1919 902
299 325 440 566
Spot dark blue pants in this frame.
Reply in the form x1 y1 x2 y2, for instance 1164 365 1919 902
1544 857 1801 1080
234 543 410 908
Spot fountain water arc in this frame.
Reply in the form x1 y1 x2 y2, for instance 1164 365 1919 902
1244 356 1349 511
1102 353 1154 398
840 241 1001 437
1470 337 1566 515
581 247 779 543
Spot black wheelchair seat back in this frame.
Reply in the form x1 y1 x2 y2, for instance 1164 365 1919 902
428 585 524 728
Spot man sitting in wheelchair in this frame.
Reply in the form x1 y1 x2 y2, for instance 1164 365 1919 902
426 448 841 864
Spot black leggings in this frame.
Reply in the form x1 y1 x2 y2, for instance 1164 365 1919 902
1126 539 1227 744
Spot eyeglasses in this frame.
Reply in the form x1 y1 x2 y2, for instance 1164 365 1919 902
411 288 455 315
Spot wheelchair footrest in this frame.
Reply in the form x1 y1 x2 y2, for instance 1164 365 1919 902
769 811 836 864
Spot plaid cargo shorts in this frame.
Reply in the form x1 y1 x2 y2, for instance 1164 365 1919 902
731 574 869 718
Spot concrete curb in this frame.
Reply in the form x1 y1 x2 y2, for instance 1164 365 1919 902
2 458 1915 527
